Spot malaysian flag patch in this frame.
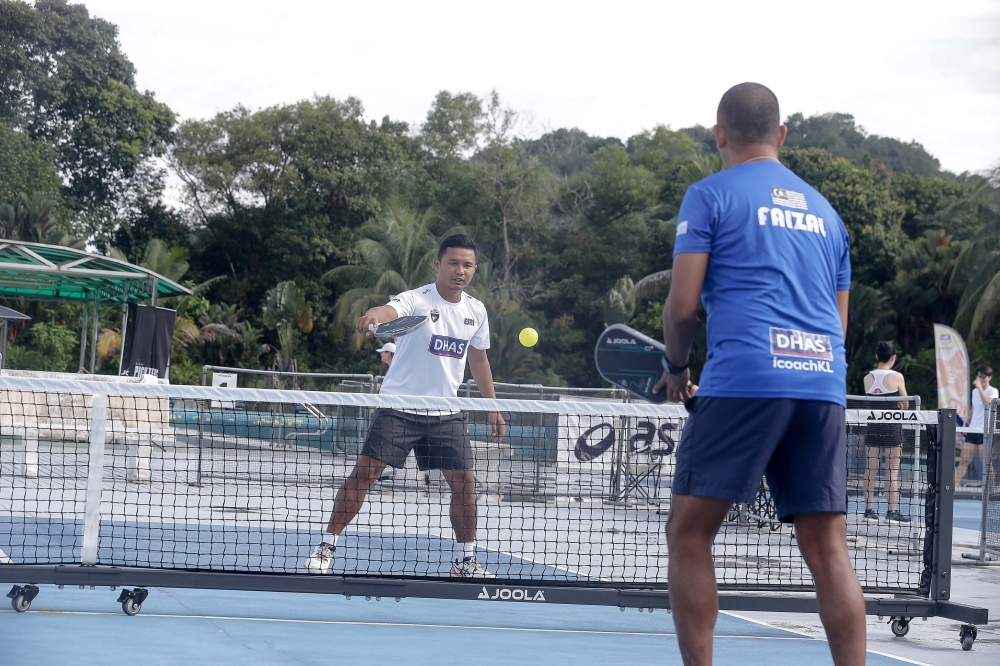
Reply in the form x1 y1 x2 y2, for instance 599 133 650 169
770 188 808 210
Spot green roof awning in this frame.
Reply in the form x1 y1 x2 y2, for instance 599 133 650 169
0 240 191 303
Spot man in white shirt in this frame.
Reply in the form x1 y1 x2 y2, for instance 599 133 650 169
957 365 997 484
303 234 506 578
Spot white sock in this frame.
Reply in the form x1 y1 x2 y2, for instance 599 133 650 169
463 542 476 560
323 533 338 547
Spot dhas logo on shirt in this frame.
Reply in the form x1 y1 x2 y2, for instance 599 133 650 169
429 335 469 359
769 327 833 360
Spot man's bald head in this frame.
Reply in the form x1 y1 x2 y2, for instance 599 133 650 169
717 83 781 148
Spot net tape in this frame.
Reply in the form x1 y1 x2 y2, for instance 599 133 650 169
0 378 935 593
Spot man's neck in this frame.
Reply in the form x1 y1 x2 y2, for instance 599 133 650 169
435 280 463 304
724 143 781 168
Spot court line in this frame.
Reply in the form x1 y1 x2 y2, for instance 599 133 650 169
722 611 933 666
3 609 818 640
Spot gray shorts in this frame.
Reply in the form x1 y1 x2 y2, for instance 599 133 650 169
360 409 473 470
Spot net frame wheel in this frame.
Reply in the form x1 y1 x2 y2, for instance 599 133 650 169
960 625 977 651
122 598 142 616
889 618 910 637
7 584 39 612
11 593 30 612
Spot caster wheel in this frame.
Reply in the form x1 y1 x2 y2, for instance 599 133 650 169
122 599 142 616
960 625 977 651
11 594 30 612
890 619 909 637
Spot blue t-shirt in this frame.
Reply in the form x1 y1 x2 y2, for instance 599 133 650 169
673 161 851 406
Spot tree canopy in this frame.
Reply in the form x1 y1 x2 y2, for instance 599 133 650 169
1 1 998 406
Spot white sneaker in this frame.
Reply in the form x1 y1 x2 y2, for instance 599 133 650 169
303 542 336 574
451 556 496 578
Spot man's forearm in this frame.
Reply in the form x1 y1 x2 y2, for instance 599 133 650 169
469 358 497 399
663 307 697 367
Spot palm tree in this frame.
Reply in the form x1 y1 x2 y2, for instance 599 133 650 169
324 203 461 346
951 165 1000 342
0 193 85 249
110 239 190 282
262 281 313 373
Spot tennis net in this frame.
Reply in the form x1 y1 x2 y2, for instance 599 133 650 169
0 377 947 595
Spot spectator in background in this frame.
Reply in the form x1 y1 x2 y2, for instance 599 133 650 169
862 341 910 524
377 342 396 370
956 365 997 486
375 342 396 393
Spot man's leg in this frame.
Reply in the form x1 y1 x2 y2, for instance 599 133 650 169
794 512 866 666
665 494 733 666
442 468 477 544
326 455 388 536
955 444 976 486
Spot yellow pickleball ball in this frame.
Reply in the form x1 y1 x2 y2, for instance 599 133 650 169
519 327 539 347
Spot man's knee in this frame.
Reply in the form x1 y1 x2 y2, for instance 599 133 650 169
793 512 849 563
349 456 386 486
666 495 731 546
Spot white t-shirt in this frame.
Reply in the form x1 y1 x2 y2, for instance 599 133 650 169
970 384 998 430
378 283 490 400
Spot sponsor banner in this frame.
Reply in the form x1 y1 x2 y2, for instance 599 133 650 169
934 324 969 422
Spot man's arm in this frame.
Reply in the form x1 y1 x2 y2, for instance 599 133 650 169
653 253 708 402
357 305 399 336
837 289 849 337
468 347 506 441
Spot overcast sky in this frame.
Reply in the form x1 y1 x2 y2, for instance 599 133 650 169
87 0 1000 174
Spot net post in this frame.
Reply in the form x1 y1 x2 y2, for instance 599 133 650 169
979 400 998 562
81 393 107 566
931 408 956 601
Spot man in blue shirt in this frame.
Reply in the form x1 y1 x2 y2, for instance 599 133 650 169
654 83 865 665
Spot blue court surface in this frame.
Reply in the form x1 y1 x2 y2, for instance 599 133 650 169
954 499 983 531
0 585 927 666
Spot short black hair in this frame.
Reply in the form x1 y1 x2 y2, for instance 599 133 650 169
876 341 897 363
976 365 993 377
717 83 781 147
438 233 477 260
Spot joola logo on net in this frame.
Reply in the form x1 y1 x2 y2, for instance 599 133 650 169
478 587 546 601
866 411 917 422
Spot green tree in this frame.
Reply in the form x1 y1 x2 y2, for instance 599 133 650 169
784 112 942 177
951 167 1000 342
0 192 84 248
0 0 175 230
472 91 547 284
0 122 63 207
466 261 536 382
262 281 313 373
324 203 451 344
781 147 906 285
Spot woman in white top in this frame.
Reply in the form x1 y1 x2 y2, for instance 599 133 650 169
956 365 997 485
862 341 910 524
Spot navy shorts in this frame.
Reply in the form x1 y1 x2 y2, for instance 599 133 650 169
360 409 473 471
674 397 846 522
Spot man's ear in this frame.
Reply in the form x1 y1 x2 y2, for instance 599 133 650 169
776 125 788 150
433 257 440 271
713 124 727 149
